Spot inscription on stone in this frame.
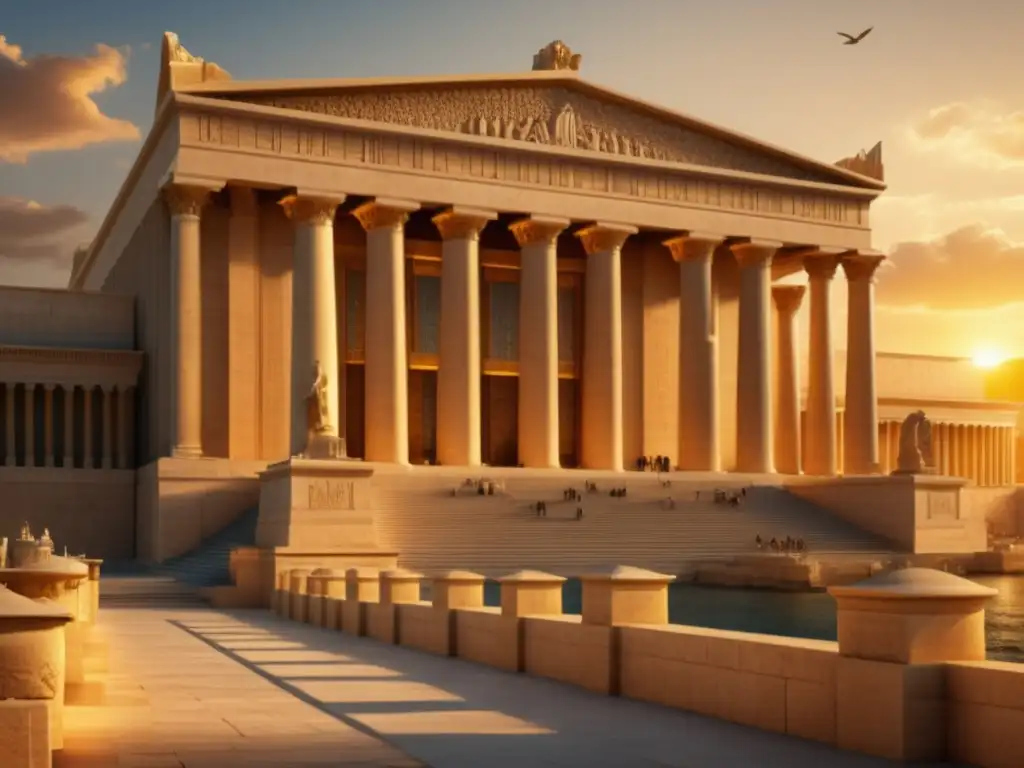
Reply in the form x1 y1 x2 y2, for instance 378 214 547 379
308 480 355 510
927 491 957 521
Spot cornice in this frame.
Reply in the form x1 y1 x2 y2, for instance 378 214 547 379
174 94 882 201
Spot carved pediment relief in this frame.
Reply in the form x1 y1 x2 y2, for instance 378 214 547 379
216 85 858 187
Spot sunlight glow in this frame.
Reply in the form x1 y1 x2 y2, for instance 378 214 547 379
972 349 1007 369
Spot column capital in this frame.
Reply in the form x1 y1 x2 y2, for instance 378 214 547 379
432 207 497 242
842 251 887 282
352 198 419 232
730 239 781 267
576 222 638 255
42 383 55 392
805 254 841 280
163 183 216 218
280 194 343 226
509 216 569 248
772 284 806 314
229 186 259 218
664 231 724 262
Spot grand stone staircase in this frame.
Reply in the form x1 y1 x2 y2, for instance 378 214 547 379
98 509 259 608
371 470 896 577
97 471 896 604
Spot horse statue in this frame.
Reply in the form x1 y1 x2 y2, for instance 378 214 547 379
894 410 936 474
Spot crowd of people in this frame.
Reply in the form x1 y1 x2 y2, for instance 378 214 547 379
635 455 672 473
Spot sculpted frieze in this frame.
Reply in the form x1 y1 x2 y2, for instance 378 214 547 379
181 109 869 229
222 86 845 186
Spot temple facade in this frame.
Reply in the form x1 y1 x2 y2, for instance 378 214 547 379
0 36 1016 561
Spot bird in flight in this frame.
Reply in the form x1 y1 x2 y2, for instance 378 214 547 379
838 27 873 45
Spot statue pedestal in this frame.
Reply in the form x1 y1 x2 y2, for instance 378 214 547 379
219 459 398 609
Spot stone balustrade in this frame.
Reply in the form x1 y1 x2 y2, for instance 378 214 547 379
278 564 1022 768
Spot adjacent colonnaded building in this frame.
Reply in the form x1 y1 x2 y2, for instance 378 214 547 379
0 36 1019 563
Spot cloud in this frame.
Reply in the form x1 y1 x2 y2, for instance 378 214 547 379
0 196 90 263
910 101 1024 168
877 224 1024 310
0 34 140 162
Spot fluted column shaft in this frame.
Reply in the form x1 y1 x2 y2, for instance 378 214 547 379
24 384 35 467
83 386 93 468
101 386 113 469
732 240 780 473
63 385 74 468
665 233 723 472
281 194 345 458
772 285 806 475
433 208 495 467
511 217 568 469
165 184 215 458
355 199 419 465
804 256 839 476
843 254 884 475
4 384 13 466
117 386 128 469
43 384 54 467
578 223 635 471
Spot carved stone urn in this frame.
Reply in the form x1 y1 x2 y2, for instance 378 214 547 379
0 584 73 750
1 555 90 694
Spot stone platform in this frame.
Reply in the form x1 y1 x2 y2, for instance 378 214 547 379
54 604 960 768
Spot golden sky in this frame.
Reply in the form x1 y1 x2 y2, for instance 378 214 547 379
1 1 1023 360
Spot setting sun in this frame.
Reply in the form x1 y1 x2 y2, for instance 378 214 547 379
972 349 1007 369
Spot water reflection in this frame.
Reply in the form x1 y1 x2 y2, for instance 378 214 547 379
480 575 1024 662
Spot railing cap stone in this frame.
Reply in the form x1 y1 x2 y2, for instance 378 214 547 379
498 569 566 584
829 567 997 600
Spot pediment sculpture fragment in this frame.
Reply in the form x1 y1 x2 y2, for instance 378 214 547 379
532 40 582 72
462 102 663 161
893 410 936 475
835 141 884 181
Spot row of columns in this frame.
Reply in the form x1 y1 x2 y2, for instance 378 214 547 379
772 253 885 476
165 182 881 474
880 420 1017 486
0 383 133 470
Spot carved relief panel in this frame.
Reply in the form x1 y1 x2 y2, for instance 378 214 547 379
222 85 847 186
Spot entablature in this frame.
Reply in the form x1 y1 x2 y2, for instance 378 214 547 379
0 345 144 390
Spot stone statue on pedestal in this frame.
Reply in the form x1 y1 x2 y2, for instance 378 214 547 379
300 360 347 460
306 360 331 435
18 522 31 541
894 410 936 474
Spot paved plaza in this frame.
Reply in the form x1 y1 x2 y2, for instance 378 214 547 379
56 606 965 768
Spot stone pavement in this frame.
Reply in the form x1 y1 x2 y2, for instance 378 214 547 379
59 606 966 768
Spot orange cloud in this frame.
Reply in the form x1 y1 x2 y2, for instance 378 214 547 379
877 224 1024 310
0 196 89 263
0 34 139 162
911 101 1024 168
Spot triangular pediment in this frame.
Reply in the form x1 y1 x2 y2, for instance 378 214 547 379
187 74 880 190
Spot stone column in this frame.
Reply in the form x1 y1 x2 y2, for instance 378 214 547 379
772 285 806 475
939 423 950 475
117 386 128 469
842 253 885 475
63 385 74 469
664 232 723 472
101 386 113 469
510 217 569 469
354 199 419 465
578 223 636 471
971 425 980 484
432 207 496 467
4 384 14 466
804 255 839 476
24 384 35 468
281 194 345 458
731 240 780 473
83 386 93 469
42 384 54 467
227 186 261 460
164 183 216 458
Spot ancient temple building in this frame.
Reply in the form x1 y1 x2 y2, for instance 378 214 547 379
0 36 1016 560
